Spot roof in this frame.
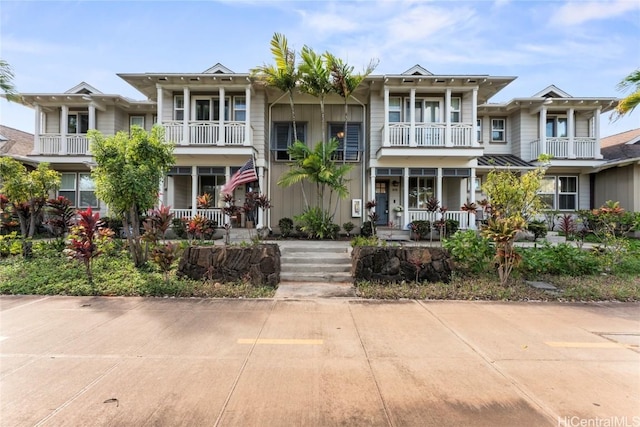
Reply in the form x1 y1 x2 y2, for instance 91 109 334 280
0 125 33 158
477 154 533 168
600 128 640 162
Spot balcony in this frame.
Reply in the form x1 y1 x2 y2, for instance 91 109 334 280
163 121 248 146
36 134 90 156
380 122 480 159
529 137 599 161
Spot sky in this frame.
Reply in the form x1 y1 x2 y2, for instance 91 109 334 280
1 0 639 137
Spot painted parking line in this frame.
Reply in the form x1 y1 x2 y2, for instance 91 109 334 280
545 341 632 349
237 339 323 345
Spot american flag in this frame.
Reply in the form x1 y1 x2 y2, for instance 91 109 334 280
221 157 257 194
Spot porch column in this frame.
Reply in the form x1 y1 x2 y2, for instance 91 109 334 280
218 87 225 146
182 87 190 146
191 166 198 217
383 87 390 147
158 176 164 207
156 84 163 126
244 85 251 146
33 105 41 155
436 168 443 221
403 167 409 228
88 104 96 130
257 166 265 228
445 88 452 147
60 105 68 155
409 88 416 147
471 89 478 147
539 106 547 159
594 107 603 159
369 168 376 205
568 107 575 159
469 168 477 230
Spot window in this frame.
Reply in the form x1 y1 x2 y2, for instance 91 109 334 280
272 122 306 161
329 123 361 161
59 173 76 205
450 97 461 122
407 99 441 123
546 116 568 137
58 173 98 208
538 176 577 210
233 96 246 121
78 173 98 207
174 95 184 120
389 97 401 122
130 116 145 130
68 113 89 134
200 175 226 201
409 177 435 209
193 97 230 121
491 118 505 142
477 118 482 143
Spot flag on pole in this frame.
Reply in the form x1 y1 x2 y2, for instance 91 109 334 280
221 157 257 194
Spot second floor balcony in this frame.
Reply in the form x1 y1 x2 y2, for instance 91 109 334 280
163 121 249 146
35 134 91 156
529 137 601 161
387 123 474 147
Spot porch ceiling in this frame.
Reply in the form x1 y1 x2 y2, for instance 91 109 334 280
376 147 483 161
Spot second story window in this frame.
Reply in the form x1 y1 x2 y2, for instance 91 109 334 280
174 95 184 120
450 97 461 123
491 118 506 142
234 96 246 121
272 122 306 161
329 123 361 162
546 116 568 137
389 97 401 122
68 113 88 134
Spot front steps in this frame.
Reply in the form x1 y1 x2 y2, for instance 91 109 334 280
279 242 353 283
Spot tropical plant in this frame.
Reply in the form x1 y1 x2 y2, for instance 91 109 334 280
142 205 174 245
196 193 213 209
151 242 180 283
342 221 354 237
89 125 174 267
298 46 333 145
409 220 430 241
443 230 494 274
45 196 75 237
0 59 20 102
0 158 61 257
527 219 547 241
481 216 526 286
611 68 640 121
221 193 241 244
278 217 294 238
187 214 217 244
558 213 577 242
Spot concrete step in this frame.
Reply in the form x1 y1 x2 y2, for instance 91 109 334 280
280 271 353 283
281 263 351 273
281 254 350 264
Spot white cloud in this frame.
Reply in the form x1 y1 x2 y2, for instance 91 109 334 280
550 0 640 26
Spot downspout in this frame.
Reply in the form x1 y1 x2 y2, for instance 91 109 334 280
268 92 288 231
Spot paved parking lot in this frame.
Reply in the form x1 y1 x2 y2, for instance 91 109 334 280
1 296 638 426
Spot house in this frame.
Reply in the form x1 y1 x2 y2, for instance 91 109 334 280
12 62 620 233
0 125 35 167
593 129 640 212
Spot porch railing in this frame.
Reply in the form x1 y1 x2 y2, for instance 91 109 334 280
387 123 473 147
163 121 246 145
529 137 598 161
170 208 225 226
407 210 471 229
37 134 90 155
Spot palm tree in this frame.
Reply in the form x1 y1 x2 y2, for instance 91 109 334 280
612 69 640 121
251 33 299 141
298 46 333 146
0 59 20 102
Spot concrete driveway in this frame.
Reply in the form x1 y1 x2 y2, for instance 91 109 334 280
1 296 638 426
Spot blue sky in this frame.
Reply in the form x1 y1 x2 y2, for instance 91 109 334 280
1 0 639 136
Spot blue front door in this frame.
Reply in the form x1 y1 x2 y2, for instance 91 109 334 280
375 181 388 225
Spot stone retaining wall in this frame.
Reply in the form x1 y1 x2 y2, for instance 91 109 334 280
177 244 280 287
351 246 453 283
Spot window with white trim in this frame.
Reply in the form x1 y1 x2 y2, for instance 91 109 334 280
477 118 482 143
68 113 89 134
272 122 306 161
539 176 556 210
409 177 436 209
450 97 461 122
233 96 246 121
130 116 145 130
389 97 401 122
538 176 577 210
329 123 361 162
59 173 77 205
546 116 568 137
491 118 505 142
78 173 98 208
174 95 184 120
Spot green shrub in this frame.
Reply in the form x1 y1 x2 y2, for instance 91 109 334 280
294 207 339 239
171 217 188 239
342 221 355 236
408 220 430 240
443 230 494 273
0 232 22 257
445 219 459 235
351 235 380 247
527 219 548 240
360 221 374 237
278 217 294 238
519 243 600 277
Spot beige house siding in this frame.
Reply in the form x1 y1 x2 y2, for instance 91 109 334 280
368 95 384 157
520 110 539 160
594 164 639 211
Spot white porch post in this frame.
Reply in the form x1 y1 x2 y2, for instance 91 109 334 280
369 168 376 205
257 166 265 228
158 176 164 207
436 168 443 221
539 106 547 159
218 87 225 146
244 85 251 146
33 105 41 155
568 107 575 159
60 105 68 155
383 87 390 147
594 107 602 159
403 167 409 228
191 166 198 217
156 85 164 126
471 89 478 147
409 88 416 147
182 87 190 146
445 88 452 147
87 104 96 155
469 168 477 230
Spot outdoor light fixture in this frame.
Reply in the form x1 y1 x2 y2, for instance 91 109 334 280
337 131 345 138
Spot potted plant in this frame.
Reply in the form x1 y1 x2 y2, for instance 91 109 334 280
393 205 403 217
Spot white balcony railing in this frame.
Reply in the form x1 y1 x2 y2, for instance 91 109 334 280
407 210 470 229
388 123 473 147
171 208 225 226
529 137 598 161
37 134 90 155
163 121 247 146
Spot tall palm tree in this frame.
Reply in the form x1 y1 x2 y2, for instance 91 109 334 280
0 59 20 102
298 46 333 146
612 69 640 121
251 33 299 141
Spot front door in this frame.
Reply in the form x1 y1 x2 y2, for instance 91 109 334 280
375 181 388 225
